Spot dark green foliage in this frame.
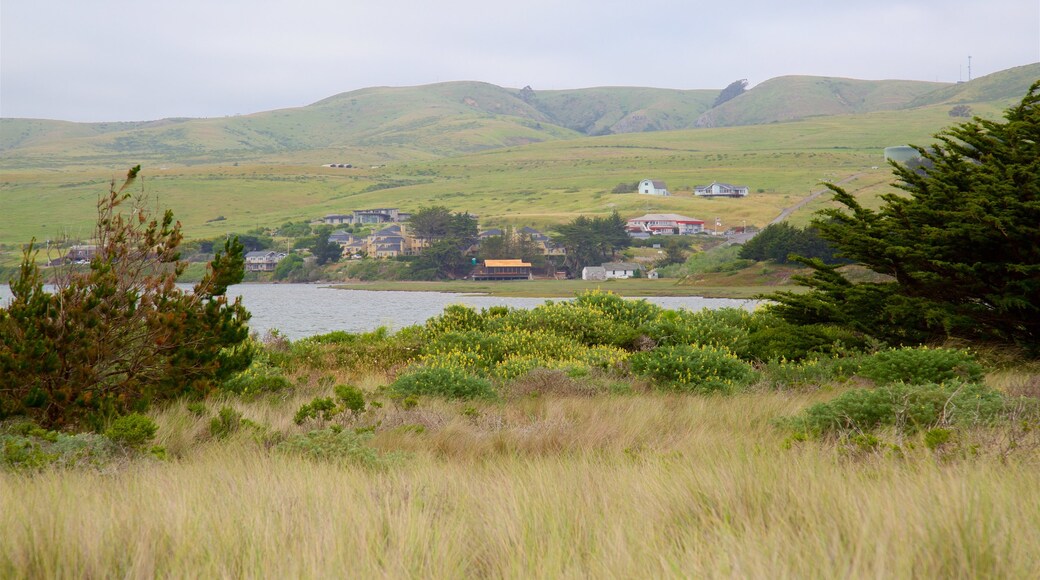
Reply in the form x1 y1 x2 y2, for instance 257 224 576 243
574 290 662 329
293 397 339 425
276 220 312 238
611 182 639 193
639 307 753 354
770 83 1040 350
408 206 479 279
552 211 631 274
103 413 158 447
312 233 343 266
0 167 252 430
743 314 867 361
630 344 758 393
390 367 497 400
335 384 366 414
275 427 388 467
712 79 748 108
210 406 243 439
855 347 985 385
738 222 845 264
792 381 1006 436
948 104 972 118
1 423 118 471
272 253 306 280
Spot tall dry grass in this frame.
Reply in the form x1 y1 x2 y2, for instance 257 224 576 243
2 391 1038 578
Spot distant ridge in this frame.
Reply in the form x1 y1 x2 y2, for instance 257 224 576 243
1 63 1036 168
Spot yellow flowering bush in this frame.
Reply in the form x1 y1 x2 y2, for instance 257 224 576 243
630 344 758 393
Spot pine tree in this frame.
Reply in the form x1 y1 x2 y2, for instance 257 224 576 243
769 82 1040 350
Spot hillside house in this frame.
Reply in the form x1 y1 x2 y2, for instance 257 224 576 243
602 262 642 279
581 266 606 281
471 259 533 281
65 245 98 263
245 251 287 272
694 181 750 197
638 179 670 196
626 213 705 235
323 214 352 225
328 230 354 244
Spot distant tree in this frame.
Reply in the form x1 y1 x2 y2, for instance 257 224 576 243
739 222 845 264
0 167 251 430
312 234 343 266
611 182 638 194
409 206 454 242
655 237 689 268
277 220 312 238
769 82 1040 349
948 104 972 118
407 207 478 280
553 211 631 274
712 79 748 108
273 253 306 281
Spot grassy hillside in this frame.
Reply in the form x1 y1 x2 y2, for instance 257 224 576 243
1 67 1035 257
6 67 1034 170
906 62 1040 108
695 76 947 127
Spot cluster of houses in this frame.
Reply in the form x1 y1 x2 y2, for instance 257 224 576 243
636 178 750 198
242 178 751 275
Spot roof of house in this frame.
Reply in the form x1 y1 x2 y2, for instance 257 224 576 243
602 262 641 271
485 259 532 268
479 228 504 238
641 179 667 188
696 181 748 190
627 213 704 223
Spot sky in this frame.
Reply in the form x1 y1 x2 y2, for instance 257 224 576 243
2 0 1038 122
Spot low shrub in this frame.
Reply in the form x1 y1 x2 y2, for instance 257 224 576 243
1 422 118 471
210 406 243 439
275 426 394 467
760 356 859 390
389 367 497 400
856 346 985 385
335 384 366 414
294 398 339 426
630 344 759 394
791 380 1006 436
744 317 868 361
639 308 751 353
104 413 158 448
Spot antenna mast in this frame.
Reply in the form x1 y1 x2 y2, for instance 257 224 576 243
968 56 972 81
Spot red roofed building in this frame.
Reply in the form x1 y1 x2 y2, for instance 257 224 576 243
625 213 705 235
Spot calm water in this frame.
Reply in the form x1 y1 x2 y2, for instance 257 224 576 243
0 283 758 340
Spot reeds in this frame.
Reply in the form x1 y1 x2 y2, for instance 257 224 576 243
3 391 1038 578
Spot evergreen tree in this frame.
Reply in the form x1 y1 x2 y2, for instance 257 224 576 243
769 82 1040 349
0 167 252 429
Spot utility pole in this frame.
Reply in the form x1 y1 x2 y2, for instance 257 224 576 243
968 55 973 82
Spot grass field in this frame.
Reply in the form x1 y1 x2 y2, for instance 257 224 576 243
0 108 939 253
3 383 1038 577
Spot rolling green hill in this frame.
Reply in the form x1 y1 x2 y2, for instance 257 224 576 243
1 65 1037 256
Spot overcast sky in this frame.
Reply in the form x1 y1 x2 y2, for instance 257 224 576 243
2 0 1038 122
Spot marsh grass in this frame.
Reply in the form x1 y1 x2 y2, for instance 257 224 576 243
2 389 1039 578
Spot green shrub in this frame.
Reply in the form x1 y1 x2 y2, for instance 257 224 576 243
103 413 158 447
630 344 759 393
490 301 637 348
760 356 858 390
220 355 292 397
390 367 497 400
334 384 366 414
792 381 1006 436
639 308 751 353
275 427 392 467
855 347 985 385
1 422 118 471
744 316 867 361
294 397 340 425
210 406 243 439
573 290 662 328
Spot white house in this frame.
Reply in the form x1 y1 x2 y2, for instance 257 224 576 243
245 251 287 272
625 213 705 235
601 262 641 279
581 266 606 281
694 181 750 197
638 179 670 196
